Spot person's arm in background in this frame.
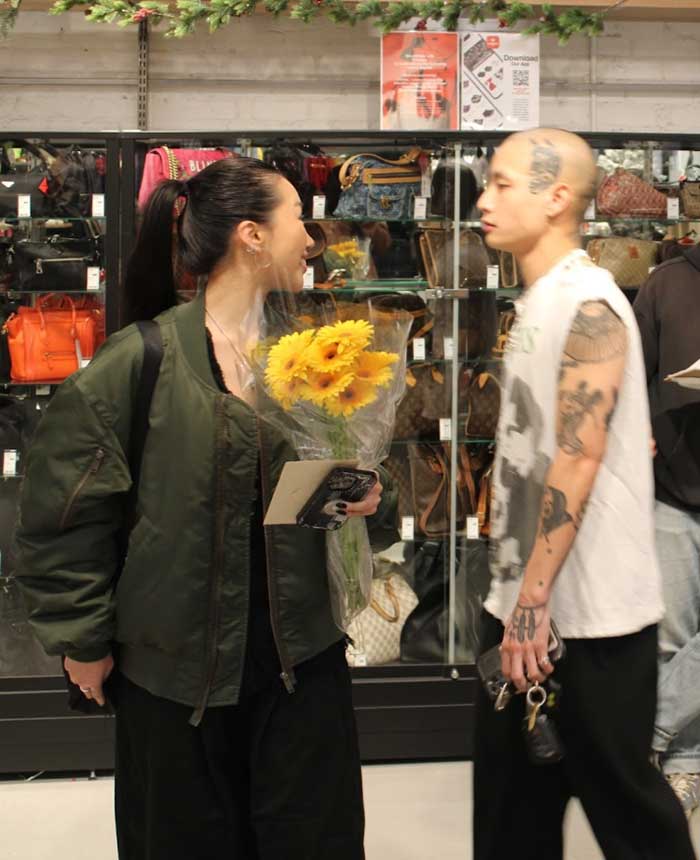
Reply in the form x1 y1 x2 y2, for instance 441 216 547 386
500 301 628 691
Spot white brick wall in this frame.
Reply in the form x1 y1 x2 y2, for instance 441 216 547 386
1 14 699 133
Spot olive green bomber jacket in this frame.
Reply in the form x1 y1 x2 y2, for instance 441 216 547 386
15 293 398 722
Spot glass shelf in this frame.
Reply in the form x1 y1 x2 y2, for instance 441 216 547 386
0 381 59 388
308 216 452 225
5 290 105 297
1 217 106 223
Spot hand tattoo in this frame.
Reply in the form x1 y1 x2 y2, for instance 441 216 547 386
528 138 561 195
508 602 546 643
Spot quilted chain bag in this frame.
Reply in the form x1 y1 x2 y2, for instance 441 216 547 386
587 237 659 288
596 168 667 218
680 182 700 218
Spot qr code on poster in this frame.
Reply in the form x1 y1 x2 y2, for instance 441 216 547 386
513 69 530 87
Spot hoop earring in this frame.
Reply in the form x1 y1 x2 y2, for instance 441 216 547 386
246 246 273 271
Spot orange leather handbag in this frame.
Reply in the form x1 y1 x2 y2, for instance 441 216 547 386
6 293 97 382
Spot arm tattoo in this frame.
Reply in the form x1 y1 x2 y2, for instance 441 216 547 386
528 138 561 194
542 485 574 539
508 602 546 643
604 389 619 430
564 302 627 364
558 380 604 455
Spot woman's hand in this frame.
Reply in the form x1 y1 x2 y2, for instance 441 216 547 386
344 476 383 519
64 654 114 706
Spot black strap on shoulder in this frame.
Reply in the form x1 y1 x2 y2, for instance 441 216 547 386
130 320 164 492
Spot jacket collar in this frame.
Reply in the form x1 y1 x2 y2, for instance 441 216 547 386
172 290 220 390
683 243 700 275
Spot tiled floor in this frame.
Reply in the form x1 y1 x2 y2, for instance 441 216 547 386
2 762 699 859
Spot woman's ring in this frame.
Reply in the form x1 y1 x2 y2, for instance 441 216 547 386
79 686 92 693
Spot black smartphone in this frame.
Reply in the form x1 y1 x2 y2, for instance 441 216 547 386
477 620 566 702
296 467 378 530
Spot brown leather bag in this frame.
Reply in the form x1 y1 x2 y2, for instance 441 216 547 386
419 227 490 289
491 309 516 358
596 168 667 218
680 182 700 218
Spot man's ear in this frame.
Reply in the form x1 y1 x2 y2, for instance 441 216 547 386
547 183 575 220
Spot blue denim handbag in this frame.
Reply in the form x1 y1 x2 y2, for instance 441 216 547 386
333 148 423 220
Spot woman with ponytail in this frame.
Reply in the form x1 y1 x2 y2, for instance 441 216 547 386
14 157 397 860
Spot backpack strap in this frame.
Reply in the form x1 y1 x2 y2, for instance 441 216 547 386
129 320 163 496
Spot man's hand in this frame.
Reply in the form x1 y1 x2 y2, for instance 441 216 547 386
501 597 554 692
344 476 382 518
64 654 114 706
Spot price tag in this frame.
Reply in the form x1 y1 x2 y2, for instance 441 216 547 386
584 199 596 221
302 267 315 290
439 418 452 441
92 194 105 218
87 267 101 291
414 196 428 220
466 516 480 540
3 450 18 477
36 385 51 396
443 337 455 360
312 195 326 219
487 265 500 290
353 652 368 668
17 195 31 218
412 337 426 361
401 516 415 541
667 197 680 219
421 168 432 199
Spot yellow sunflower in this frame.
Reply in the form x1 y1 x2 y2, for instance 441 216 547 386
315 320 374 361
352 350 398 388
325 379 378 417
269 376 306 411
300 369 355 406
304 338 359 375
265 330 314 387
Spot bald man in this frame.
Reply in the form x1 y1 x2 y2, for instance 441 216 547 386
473 130 696 860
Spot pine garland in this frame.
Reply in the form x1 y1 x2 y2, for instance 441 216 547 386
4 0 622 40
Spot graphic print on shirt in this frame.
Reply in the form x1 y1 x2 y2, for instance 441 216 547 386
490 375 551 582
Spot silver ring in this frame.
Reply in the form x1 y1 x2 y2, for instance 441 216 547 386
79 686 92 693
539 656 551 666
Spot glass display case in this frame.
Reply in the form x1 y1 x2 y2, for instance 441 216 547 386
2 130 700 774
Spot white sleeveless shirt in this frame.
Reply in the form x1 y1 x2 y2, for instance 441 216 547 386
484 249 664 638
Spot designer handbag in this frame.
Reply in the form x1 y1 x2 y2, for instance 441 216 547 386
346 573 419 667
0 141 56 218
680 182 700 218
11 238 96 293
465 366 502 440
596 168 667 218
419 227 490 289
334 149 423 220
137 146 234 209
6 293 97 382
587 237 659 287
408 443 473 537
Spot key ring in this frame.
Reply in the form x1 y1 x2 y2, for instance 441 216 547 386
526 683 547 709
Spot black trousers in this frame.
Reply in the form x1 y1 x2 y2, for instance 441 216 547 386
474 612 697 860
112 649 365 860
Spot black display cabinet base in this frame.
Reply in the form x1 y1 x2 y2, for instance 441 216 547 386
0 667 476 775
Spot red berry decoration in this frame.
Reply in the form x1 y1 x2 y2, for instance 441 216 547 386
132 7 153 20
313 0 323 5
498 16 508 28
416 18 427 30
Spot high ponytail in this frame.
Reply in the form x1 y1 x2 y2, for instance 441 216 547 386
123 179 185 325
123 157 281 326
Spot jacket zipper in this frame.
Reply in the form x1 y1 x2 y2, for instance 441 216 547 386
59 447 105 530
35 257 87 274
257 423 296 694
189 396 228 727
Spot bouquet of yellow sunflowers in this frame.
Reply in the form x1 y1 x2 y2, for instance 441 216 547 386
260 311 411 629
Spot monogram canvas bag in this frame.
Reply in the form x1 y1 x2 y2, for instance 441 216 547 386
586 237 659 287
346 574 419 666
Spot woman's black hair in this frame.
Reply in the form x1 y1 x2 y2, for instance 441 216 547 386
124 156 281 324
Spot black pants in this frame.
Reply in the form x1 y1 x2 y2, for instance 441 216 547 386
474 612 696 860
112 650 365 860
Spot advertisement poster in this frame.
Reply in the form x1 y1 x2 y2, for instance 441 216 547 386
381 32 459 131
461 32 540 131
